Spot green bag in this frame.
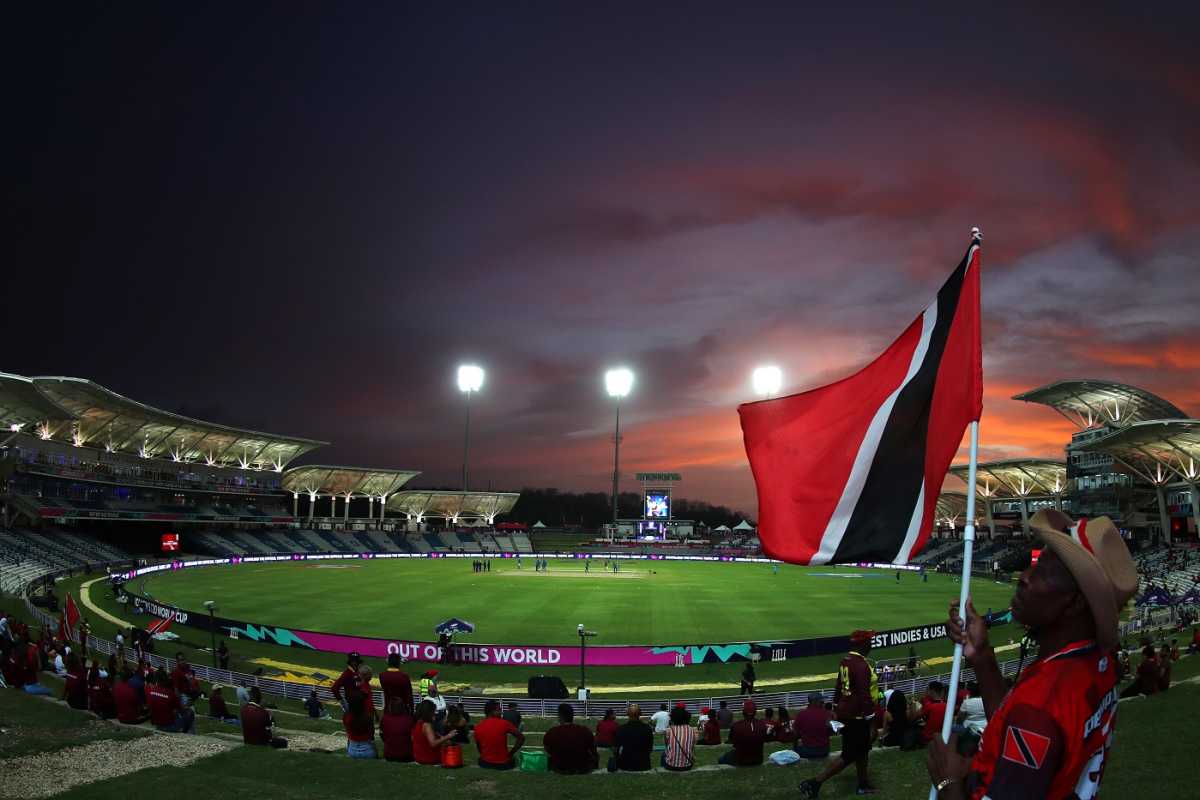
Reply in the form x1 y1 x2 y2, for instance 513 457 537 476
519 750 548 773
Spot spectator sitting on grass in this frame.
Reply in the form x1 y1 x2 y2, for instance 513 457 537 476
662 706 696 771
610 704 653 772
502 700 523 731
208 686 239 722
594 708 619 748
15 636 52 696
1121 646 1160 698
1157 643 1173 692
113 668 148 725
914 681 948 746
411 699 457 765
956 681 987 739
242 687 288 748
147 668 196 733
792 693 834 760
88 660 116 719
650 703 671 736
544 703 598 774
426 682 448 728
700 707 722 745
304 689 330 719
171 652 202 706
716 699 733 728
474 698 525 770
881 685 911 749
775 706 794 743
446 705 471 744
342 689 377 759
720 700 769 767
62 652 88 710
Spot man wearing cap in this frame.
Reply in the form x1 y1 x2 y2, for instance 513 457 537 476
331 652 363 712
925 510 1138 799
800 630 879 796
719 700 770 766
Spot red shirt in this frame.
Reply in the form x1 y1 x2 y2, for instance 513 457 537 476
209 692 231 718
792 706 833 749
968 640 1119 800
595 718 619 746
343 711 375 742
113 680 144 723
171 664 195 695
919 698 947 743
1135 656 1159 695
147 684 181 727
241 703 274 745
331 666 358 702
64 668 88 707
380 668 413 716
701 718 722 745
412 720 442 764
474 715 518 765
727 718 769 766
835 651 875 720
380 713 414 760
90 676 115 716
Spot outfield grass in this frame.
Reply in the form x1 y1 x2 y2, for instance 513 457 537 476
59 561 1024 696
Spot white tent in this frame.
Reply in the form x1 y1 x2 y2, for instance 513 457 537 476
532 521 547 528
714 524 731 531
732 519 755 531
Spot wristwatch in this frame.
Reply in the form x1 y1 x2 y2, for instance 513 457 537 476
935 777 958 791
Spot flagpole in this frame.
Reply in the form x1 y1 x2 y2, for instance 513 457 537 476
928 419 979 800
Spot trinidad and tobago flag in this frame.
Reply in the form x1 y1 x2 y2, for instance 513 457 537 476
58 593 81 644
739 231 982 565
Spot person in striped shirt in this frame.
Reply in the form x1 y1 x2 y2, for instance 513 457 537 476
662 706 696 771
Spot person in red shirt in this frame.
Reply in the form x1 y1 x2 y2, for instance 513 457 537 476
379 654 413 717
800 630 879 796
1120 645 1160 697
170 653 201 706
380 708 415 762
62 653 88 710
411 699 457 765
342 689 377 759
792 692 834 760
474 698 525 769
700 710 722 746
544 703 599 774
146 669 195 733
241 687 288 748
595 708 620 747
926 510 1139 800
331 652 363 712
718 700 770 767
113 668 148 724
88 664 116 719
917 681 949 745
208 686 239 722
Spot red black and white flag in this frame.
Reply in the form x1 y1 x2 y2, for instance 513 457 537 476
146 615 174 636
739 232 982 565
59 592 81 644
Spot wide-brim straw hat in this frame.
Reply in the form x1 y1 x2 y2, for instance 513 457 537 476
1028 510 1138 650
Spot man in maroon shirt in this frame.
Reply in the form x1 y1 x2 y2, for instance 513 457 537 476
801 630 879 797
331 651 363 711
379 653 413 717
170 653 201 706
241 687 288 748
793 692 835 759
147 670 195 733
544 703 598 774
113 668 148 724
718 700 770 766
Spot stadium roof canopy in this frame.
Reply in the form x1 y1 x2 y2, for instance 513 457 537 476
281 465 420 498
386 490 519 522
1073 419 1200 486
1013 380 1186 429
934 490 980 526
0 372 72 431
30 376 327 471
948 458 1068 498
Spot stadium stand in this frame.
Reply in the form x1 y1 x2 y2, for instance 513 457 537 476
512 532 533 552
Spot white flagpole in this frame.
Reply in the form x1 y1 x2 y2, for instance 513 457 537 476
928 419 980 800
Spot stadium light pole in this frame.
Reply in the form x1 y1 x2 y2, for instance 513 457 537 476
457 365 484 492
203 600 217 668
605 368 633 535
751 365 782 399
577 623 597 699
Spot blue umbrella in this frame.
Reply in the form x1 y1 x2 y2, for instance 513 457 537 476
435 618 476 635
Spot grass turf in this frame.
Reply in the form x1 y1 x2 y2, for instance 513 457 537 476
59 559 1022 696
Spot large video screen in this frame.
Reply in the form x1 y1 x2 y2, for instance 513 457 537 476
644 491 670 519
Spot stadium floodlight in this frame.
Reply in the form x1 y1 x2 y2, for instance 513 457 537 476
605 367 633 398
752 365 783 399
457 365 485 491
605 367 634 531
203 601 218 667
457 364 484 394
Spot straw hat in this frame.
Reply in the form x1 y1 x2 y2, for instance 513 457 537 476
1028 510 1138 650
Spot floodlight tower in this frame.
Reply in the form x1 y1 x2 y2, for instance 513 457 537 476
457 365 485 491
752 365 783 399
605 368 634 531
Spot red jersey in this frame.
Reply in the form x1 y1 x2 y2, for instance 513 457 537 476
595 718 619 746
967 640 1119 800
475 715 518 765
380 668 413 716
412 720 442 764
380 713 414 760
147 684 181 727
241 703 274 745
919 698 947 744
331 666 358 702
113 680 145 723
834 651 876 720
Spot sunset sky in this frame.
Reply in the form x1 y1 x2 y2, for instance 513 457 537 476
8 4 1199 515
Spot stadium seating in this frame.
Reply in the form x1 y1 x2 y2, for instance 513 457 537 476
0 528 131 593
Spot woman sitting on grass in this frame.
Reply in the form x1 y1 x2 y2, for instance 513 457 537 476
662 706 696 772
343 690 377 759
411 699 458 765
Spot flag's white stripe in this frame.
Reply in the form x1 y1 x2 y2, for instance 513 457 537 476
810 297 939 565
893 481 926 565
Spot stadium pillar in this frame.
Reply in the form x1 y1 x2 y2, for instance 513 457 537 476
1190 483 1199 540
1019 497 1030 536
1156 486 1172 545
308 492 316 524
344 494 351 521
985 499 995 539
330 495 337 519
368 496 374 519
1054 492 1063 511
379 495 387 529
292 493 298 517
611 398 621 527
